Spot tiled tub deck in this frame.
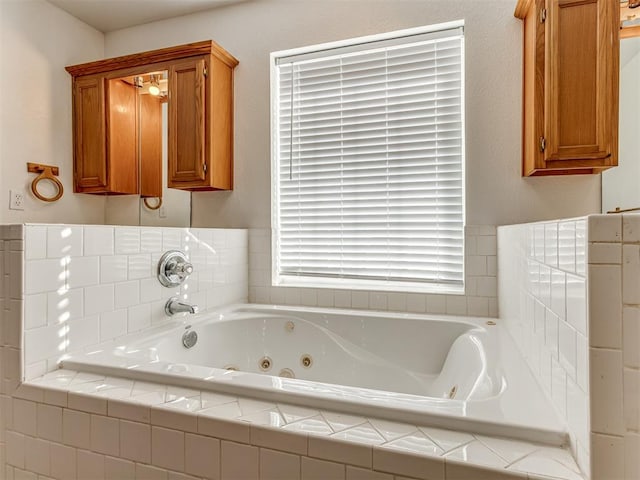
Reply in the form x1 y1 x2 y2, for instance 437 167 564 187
5 369 583 480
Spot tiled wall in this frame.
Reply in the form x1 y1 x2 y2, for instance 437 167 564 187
0 223 248 380
586 215 639 480
499 214 640 480
498 218 590 475
19 224 248 381
249 226 498 317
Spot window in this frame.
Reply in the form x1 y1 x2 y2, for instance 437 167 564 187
271 22 465 293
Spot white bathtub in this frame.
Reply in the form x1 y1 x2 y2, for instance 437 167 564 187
62 304 566 445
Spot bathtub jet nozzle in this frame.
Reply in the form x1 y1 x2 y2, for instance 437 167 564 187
165 297 199 316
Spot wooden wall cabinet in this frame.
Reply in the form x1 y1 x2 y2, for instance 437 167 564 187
515 0 619 176
168 50 237 190
66 41 238 194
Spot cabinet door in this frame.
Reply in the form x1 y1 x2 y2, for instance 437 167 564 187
544 0 618 166
168 58 207 187
73 76 107 191
106 79 139 194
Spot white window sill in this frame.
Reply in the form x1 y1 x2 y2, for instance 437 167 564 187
274 274 465 295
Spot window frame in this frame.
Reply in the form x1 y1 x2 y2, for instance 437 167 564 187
270 21 466 295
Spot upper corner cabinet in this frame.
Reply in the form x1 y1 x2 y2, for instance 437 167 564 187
66 41 239 194
515 0 619 176
168 46 238 191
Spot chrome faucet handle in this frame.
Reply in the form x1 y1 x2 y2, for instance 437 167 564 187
158 251 193 287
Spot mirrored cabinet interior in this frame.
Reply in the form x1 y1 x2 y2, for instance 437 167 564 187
66 41 239 202
515 0 620 176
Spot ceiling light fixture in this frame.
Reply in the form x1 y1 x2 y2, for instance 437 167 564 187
148 74 160 96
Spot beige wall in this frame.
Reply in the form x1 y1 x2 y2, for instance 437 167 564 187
105 0 602 229
0 0 106 225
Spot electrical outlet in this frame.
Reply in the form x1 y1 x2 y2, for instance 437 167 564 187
9 189 25 210
159 206 167 218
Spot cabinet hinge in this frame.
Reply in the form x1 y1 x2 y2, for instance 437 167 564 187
203 163 207 174
539 8 547 23
203 66 208 77
539 136 546 153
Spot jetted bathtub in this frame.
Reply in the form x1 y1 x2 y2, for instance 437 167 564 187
62 304 566 445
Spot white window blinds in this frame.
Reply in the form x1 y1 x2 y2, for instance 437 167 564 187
272 25 465 292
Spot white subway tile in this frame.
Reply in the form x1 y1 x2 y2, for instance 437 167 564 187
445 296 466 315
538 266 551 307
426 295 446 314
185 433 220 479
623 307 640 368
25 259 63 294
50 443 76 480
128 303 152 332
623 214 640 243
115 228 140 254
36 404 62 442
576 333 589 393
47 287 83 325
25 226 47 260
115 280 140 309
466 256 487 276
588 243 622 264
591 433 624 480
140 228 163 253
623 244 640 305
24 325 63 365
24 436 50 476
626 433 640 480
13 399 37 436
588 215 622 243
221 441 259 480
544 223 558 267
105 456 135 480
120 420 151 464
63 408 91 448
91 414 120 456
550 270 565 320
260 448 301 480
100 255 128 283
590 348 625 435
558 320 576 378
589 265 622 349
84 226 114 256
544 309 559 358
129 254 151 279
77 449 105 480
47 225 83 258
98 309 127 342
565 275 586 336
136 463 169 480
6 431 24 469
84 284 114 315
152 426 185 472
551 358 567 418
67 315 100 351
24 294 46 330
575 220 586 276
301 457 345 480
558 221 576 273
476 235 497 256
140 277 162 303
67 256 99 289
624 368 639 431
